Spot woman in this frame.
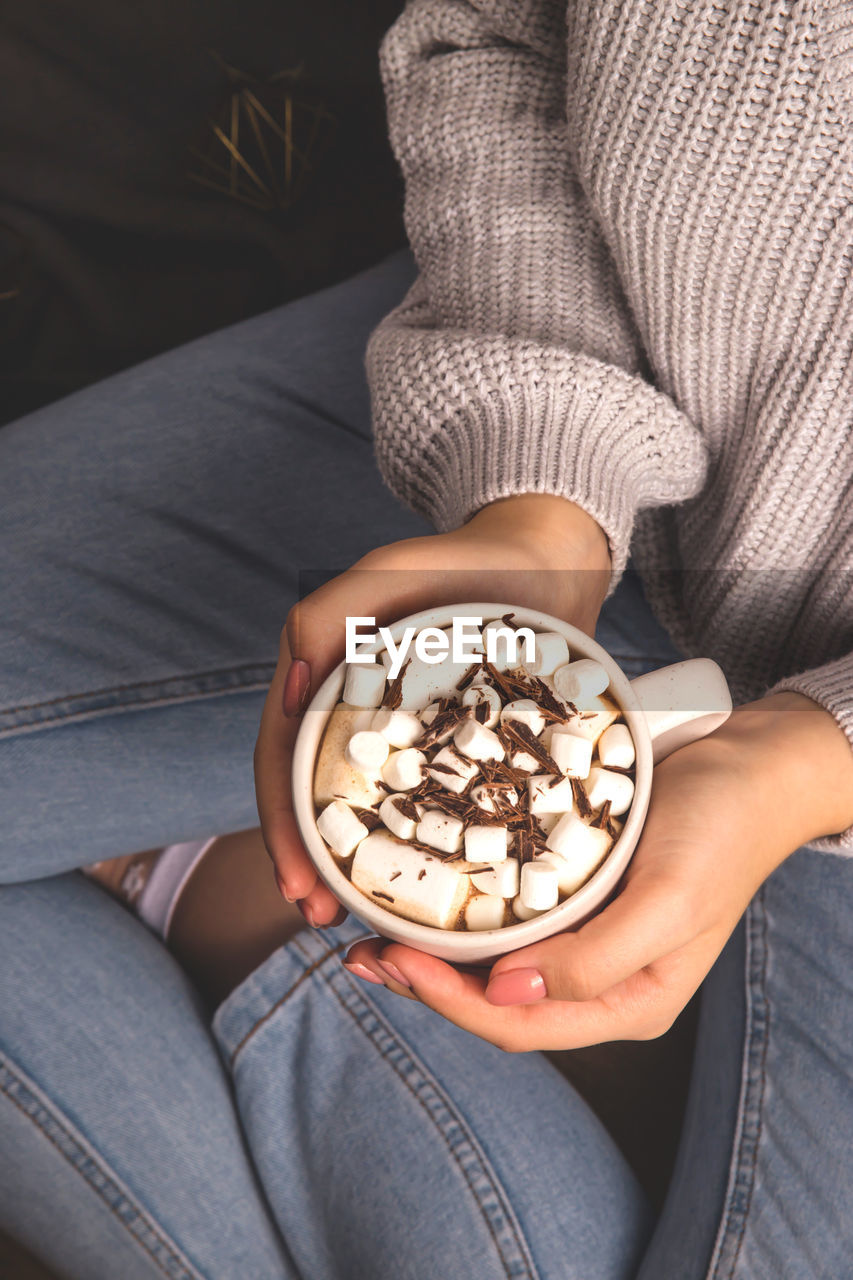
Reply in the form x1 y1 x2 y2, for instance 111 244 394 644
2 2 853 1276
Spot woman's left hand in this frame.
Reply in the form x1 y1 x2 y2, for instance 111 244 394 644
345 692 853 1051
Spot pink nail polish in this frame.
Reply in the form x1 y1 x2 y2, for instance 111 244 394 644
283 659 311 717
343 961 385 986
485 968 547 1006
376 959 411 988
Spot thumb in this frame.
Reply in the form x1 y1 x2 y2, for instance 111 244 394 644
485 868 696 1004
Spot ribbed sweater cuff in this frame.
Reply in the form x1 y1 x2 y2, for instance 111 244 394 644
367 329 708 580
766 653 853 854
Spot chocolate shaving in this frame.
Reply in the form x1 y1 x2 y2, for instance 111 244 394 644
389 870 402 881
500 612 516 628
390 795 421 822
354 807 382 831
455 662 482 691
570 777 594 819
381 657 411 710
474 700 489 724
426 761 463 777
479 659 520 703
591 799 612 830
413 704 469 750
500 719 561 773
531 677 571 723
372 890 395 902
417 869 427 880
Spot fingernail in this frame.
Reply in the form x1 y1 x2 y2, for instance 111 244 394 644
274 869 296 902
283 659 311 717
297 899 317 928
343 961 385 986
376 958 411 988
485 968 547 1006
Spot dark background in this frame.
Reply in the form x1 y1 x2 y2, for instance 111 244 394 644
0 0 407 426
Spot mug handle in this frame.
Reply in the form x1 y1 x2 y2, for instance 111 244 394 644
628 658 733 764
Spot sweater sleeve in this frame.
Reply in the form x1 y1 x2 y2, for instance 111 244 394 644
765 652 853 852
365 0 709 577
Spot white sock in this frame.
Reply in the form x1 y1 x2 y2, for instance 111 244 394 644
136 837 218 939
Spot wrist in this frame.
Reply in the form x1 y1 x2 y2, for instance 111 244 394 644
718 692 853 847
466 494 612 574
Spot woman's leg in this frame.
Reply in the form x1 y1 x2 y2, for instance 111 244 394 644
0 873 294 1279
211 915 653 1280
0 249 429 882
636 847 853 1280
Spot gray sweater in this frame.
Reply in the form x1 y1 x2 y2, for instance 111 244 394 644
365 0 853 853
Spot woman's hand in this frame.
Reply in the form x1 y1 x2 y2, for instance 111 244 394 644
254 494 612 926
345 691 853 1050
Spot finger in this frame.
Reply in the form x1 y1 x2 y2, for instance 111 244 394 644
352 941 669 1051
344 936 420 999
254 629 321 903
486 864 700 1003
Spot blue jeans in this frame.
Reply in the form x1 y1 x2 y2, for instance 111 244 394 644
1 253 852 1279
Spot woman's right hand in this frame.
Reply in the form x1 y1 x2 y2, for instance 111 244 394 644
253 494 612 926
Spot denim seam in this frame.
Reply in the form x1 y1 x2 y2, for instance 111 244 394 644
0 1058 205 1280
229 936 538 1280
706 892 770 1280
227 938 352 1066
318 963 539 1280
0 661 276 734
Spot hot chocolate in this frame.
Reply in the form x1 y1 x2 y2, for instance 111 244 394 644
312 614 635 932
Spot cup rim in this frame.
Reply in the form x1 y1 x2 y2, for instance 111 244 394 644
291 602 653 962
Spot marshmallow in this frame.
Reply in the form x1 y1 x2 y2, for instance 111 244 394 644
597 723 636 769
397 628 484 713
549 729 593 779
316 799 369 858
463 825 509 863
351 832 469 929
500 698 546 737
521 631 570 677
470 783 519 813
534 810 560 836
345 730 390 772
510 749 541 774
342 663 387 708
371 707 424 749
556 694 621 743
465 894 507 931
427 746 479 794
314 704 387 808
462 683 501 728
528 774 576 814
467 857 519 898
482 619 534 671
453 718 505 763
416 809 464 854
382 747 427 791
542 814 613 892
379 794 418 841
520 860 560 911
419 701 456 745
552 660 610 706
585 766 635 816
512 894 547 921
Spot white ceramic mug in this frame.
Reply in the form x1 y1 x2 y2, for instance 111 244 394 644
291 602 732 963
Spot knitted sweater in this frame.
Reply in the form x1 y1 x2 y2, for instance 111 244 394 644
365 0 853 853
